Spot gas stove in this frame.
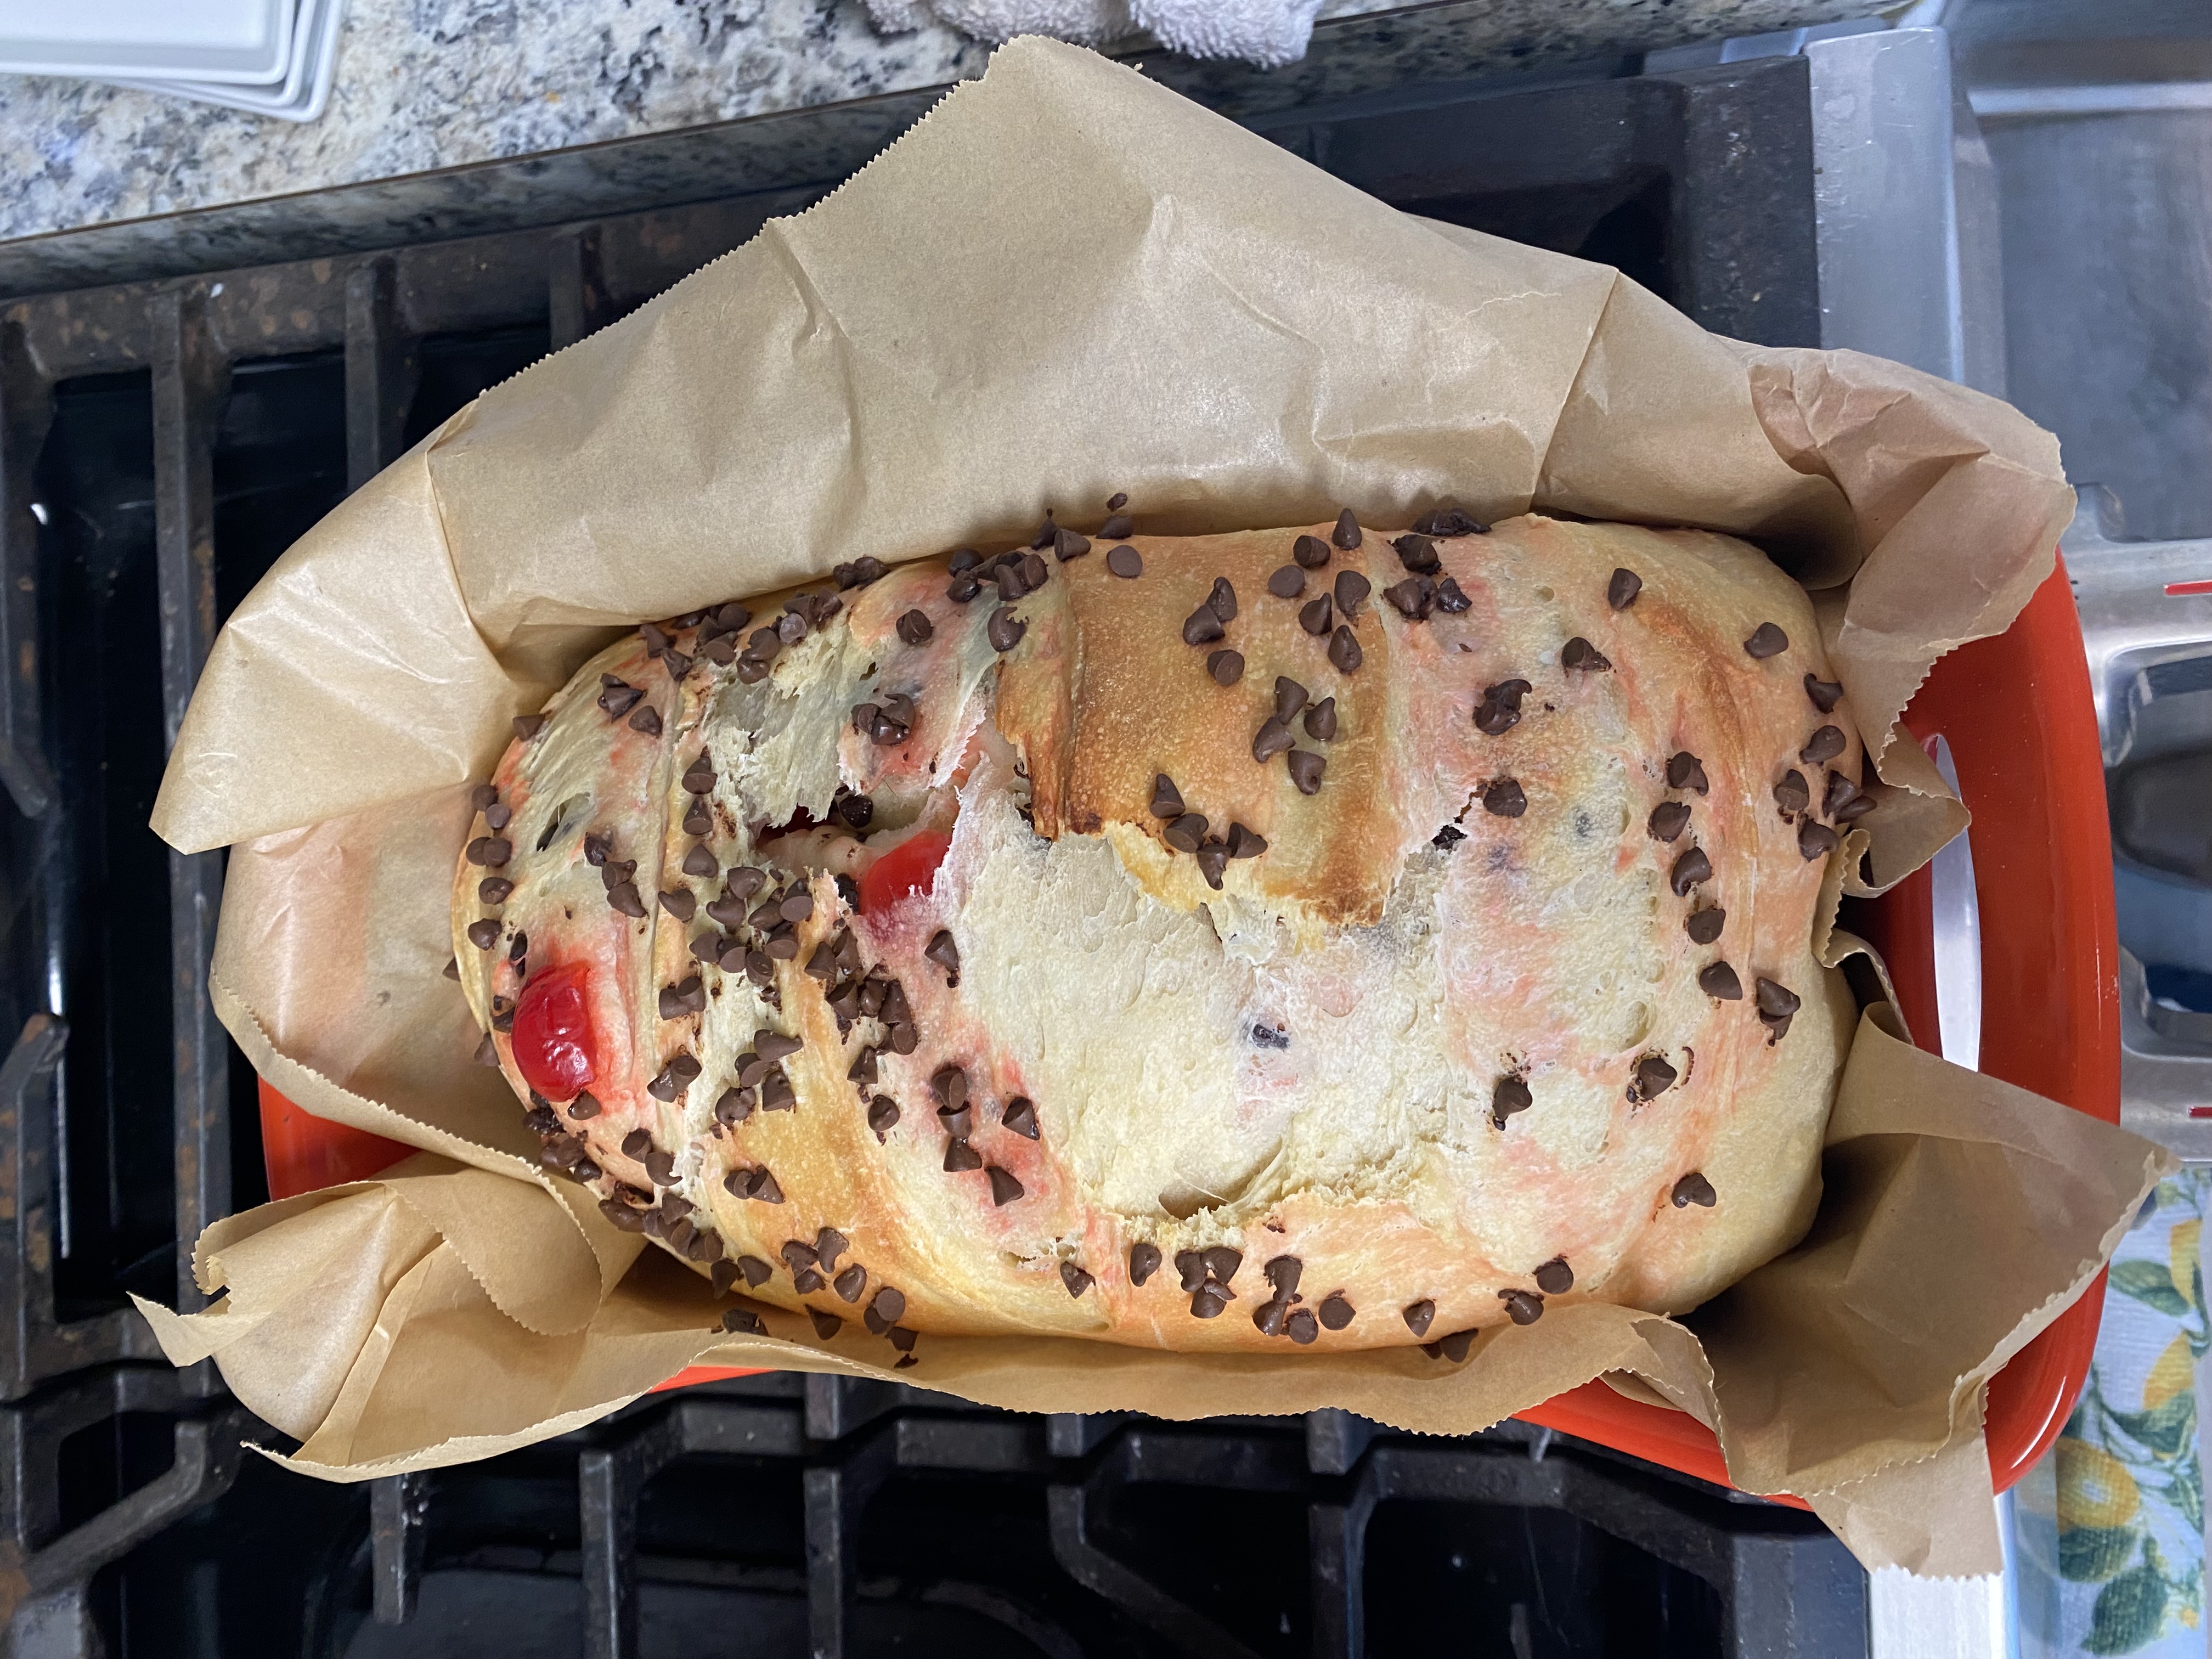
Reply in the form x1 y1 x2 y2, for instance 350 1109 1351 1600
0 25 2062 1657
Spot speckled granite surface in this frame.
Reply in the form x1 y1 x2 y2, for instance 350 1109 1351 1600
0 0 1888 295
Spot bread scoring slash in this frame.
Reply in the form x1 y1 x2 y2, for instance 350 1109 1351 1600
452 510 1862 1365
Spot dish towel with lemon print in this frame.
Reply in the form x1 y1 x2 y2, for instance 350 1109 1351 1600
2016 1170 2208 1656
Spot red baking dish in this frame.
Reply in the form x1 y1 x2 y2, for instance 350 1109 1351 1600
256 557 2119 1504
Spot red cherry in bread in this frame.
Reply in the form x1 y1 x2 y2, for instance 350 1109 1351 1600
511 961 597 1099
858 830 952 914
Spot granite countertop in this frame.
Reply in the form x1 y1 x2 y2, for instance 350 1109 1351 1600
0 0 1886 296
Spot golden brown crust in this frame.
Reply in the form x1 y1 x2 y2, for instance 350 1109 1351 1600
455 516 1863 1359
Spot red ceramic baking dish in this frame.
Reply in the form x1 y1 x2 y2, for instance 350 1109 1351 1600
255 557 2119 1505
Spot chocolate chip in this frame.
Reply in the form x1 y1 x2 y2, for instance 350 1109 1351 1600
1226 822 1267 859
1001 1096 1038 1139
465 836 512 867
1744 622 1790 659
513 713 548 740
1164 812 1208 853
467 918 500 950
1328 625 1362 673
1303 698 1336 741
1633 1054 1678 1099
662 650 692 680
1561 637 1610 673
473 1031 501 1069
1105 545 1144 580
1500 1290 1543 1325
600 858 637 891
1805 676 1846 716
1293 536 1332 574
642 1149 676 1186
1174 1251 1206 1293
1195 839 1228 889
1318 1293 1354 1330
1672 1172 1717 1208
946 574 982 604
1061 1261 1094 1298
727 1255 770 1290
1189 1283 1229 1318
1698 962 1743 1000
1268 565 1306 600
1798 820 1840 861
1106 492 1130 512
1252 1299 1287 1338
675 845 714 882
683 756 715 795
684 803 713 837
1474 679 1531 736
1129 1243 1161 1286
1029 516 1057 551
1181 605 1225 647
1202 1246 1242 1283
1250 1023 1289 1050
1491 1075 1532 1129
889 608 933 648
1020 552 1049 591
943 1138 983 1172
1207 649 1245 686
1202 577 1237 624
1801 725 1846 766
443 956 460 980
930 1064 969 1114
596 678 643 719
1150 775 1185 818
1054 528 1091 563
1608 568 1643 610
1649 802 1691 842
1482 778 1526 817
985 606 1026 653
1774 769 1810 815
1333 571 1370 621
982 1165 1024 1206
1534 1257 1573 1295
1299 595 1333 635
1402 1300 1436 1338
478 877 514 905
1834 791 1877 823
1434 577 1469 613
1821 772 1860 819
647 1061 689 1101
1252 715 1295 763
1418 507 1488 537
1286 751 1325 794
600 1198 646 1232
887 1022 918 1056
1666 752 1709 794
723 1306 768 1336
1755 978 1802 1035
1685 907 1725 944
607 882 647 918
1100 512 1132 539
866 1097 900 1138
715 1088 753 1126
1382 577 1429 620
1264 1256 1302 1296
1392 534 1440 574
628 705 663 737
1669 847 1712 896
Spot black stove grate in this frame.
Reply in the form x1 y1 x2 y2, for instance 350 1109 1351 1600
0 57 1855 1658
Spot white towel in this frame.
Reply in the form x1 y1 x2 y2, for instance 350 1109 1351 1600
866 0 1324 69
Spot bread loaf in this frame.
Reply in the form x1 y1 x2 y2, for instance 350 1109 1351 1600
453 513 1863 1358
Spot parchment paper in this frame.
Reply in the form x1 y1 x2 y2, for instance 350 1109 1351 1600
137 37 2168 1576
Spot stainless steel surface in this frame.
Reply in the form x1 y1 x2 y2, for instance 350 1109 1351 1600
1806 27 2009 392
1927 736 1985 1073
2066 487 2212 1158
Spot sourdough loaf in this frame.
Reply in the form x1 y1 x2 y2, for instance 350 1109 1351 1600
453 511 1863 1358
